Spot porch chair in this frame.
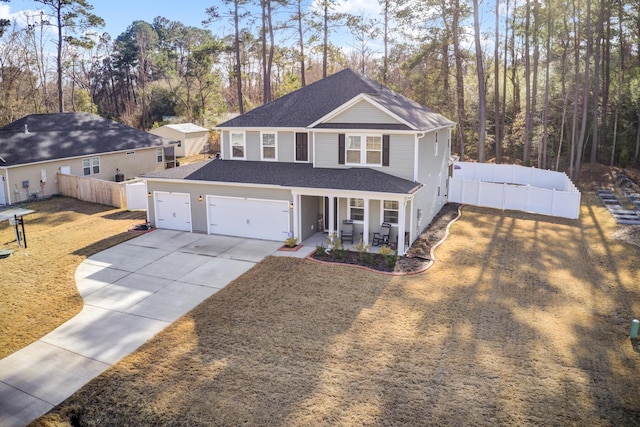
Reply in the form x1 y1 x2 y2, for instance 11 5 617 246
372 222 392 246
341 219 354 243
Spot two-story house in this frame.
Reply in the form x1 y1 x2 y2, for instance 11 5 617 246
143 69 455 255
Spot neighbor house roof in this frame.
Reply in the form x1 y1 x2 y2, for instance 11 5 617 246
217 68 455 131
0 112 170 167
144 160 422 195
162 123 209 133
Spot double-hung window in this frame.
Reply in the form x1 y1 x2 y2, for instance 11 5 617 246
345 134 382 166
231 132 245 159
92 157 100 174
346 136 361 164
82 157 100 176
156 148 163 163
383 200 399 224
82 158 91 176
261 132 277 160
349 198 365 221
366 136 382 164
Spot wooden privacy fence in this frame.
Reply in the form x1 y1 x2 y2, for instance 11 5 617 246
448 162 581 219
57 173 136 209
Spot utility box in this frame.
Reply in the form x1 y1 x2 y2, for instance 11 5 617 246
22 180 29 189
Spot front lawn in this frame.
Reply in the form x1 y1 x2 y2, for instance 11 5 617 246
33 193 640 425
0 197 145 358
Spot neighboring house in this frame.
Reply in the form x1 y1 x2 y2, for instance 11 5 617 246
149 123 210 157
143 69 455 255
0 112 174 205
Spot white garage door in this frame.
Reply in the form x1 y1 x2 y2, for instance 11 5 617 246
155 192 192 231
207 196 290 241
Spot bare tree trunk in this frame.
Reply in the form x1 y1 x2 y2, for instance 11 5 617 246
472 0 486 162
494 0 501 163
234 1 244 114
297 0 306 86
55 4 64 112
574 0 592 181
590 0 603 165
569 0 580 179
323 1 329 78
452 0 466 160
502 0 510 161
532 0 540 166
381 0 390 85
541 2 551 170
524 0 532 164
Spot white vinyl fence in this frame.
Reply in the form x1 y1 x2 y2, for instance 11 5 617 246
448 162 581 219
125 181 148 210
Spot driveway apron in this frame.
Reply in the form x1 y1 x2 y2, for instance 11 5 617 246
0 230 281 427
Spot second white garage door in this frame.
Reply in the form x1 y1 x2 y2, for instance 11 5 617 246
207 196 290 241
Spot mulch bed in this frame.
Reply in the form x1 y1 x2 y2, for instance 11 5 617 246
311 203 461 274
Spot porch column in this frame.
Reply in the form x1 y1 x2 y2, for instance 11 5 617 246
363 198 370 245
399 198 409 256
292 192 300 240
328 196 335 235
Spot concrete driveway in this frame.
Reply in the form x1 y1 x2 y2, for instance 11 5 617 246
0 230 282 427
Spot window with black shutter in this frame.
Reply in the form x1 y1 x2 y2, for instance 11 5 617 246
382 135 390 166
295 132 308 162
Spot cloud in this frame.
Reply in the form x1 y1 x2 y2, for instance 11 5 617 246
309 0 382 17
0 4 49 28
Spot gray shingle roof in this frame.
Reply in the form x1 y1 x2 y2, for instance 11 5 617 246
144 160 422 195
217 68 454 131
0 113 169 167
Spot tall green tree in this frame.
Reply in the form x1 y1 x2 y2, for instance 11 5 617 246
33 0 104 112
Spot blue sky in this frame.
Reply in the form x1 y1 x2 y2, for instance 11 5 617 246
3 0 387 39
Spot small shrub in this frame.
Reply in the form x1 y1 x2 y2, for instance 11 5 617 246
355 239 371 256
284 237 299 248
334 248 347 259
315 243 327 256
379 245 398 269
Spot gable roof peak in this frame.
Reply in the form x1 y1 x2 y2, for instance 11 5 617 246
217 68 454 131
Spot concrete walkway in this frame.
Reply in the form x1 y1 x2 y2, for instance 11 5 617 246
0 230 283 427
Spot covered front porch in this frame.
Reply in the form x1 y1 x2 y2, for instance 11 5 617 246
290 189 414 255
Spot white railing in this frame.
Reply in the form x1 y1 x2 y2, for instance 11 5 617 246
448 162 581 219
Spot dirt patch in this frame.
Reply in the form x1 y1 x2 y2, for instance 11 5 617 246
0 197 146 358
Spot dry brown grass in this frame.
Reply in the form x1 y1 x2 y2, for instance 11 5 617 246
32 186 640 426
0 197 145 358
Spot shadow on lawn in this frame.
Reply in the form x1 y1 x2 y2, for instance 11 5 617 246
71 232 139 258
373 203 640 425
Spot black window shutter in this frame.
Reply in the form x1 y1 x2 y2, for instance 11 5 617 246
382 135 390 166
338 134 345 165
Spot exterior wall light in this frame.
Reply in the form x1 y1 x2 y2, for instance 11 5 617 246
198 195 204 202
147 191 152 197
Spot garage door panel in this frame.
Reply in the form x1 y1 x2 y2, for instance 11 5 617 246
207 196 289 241
155 192 192 232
